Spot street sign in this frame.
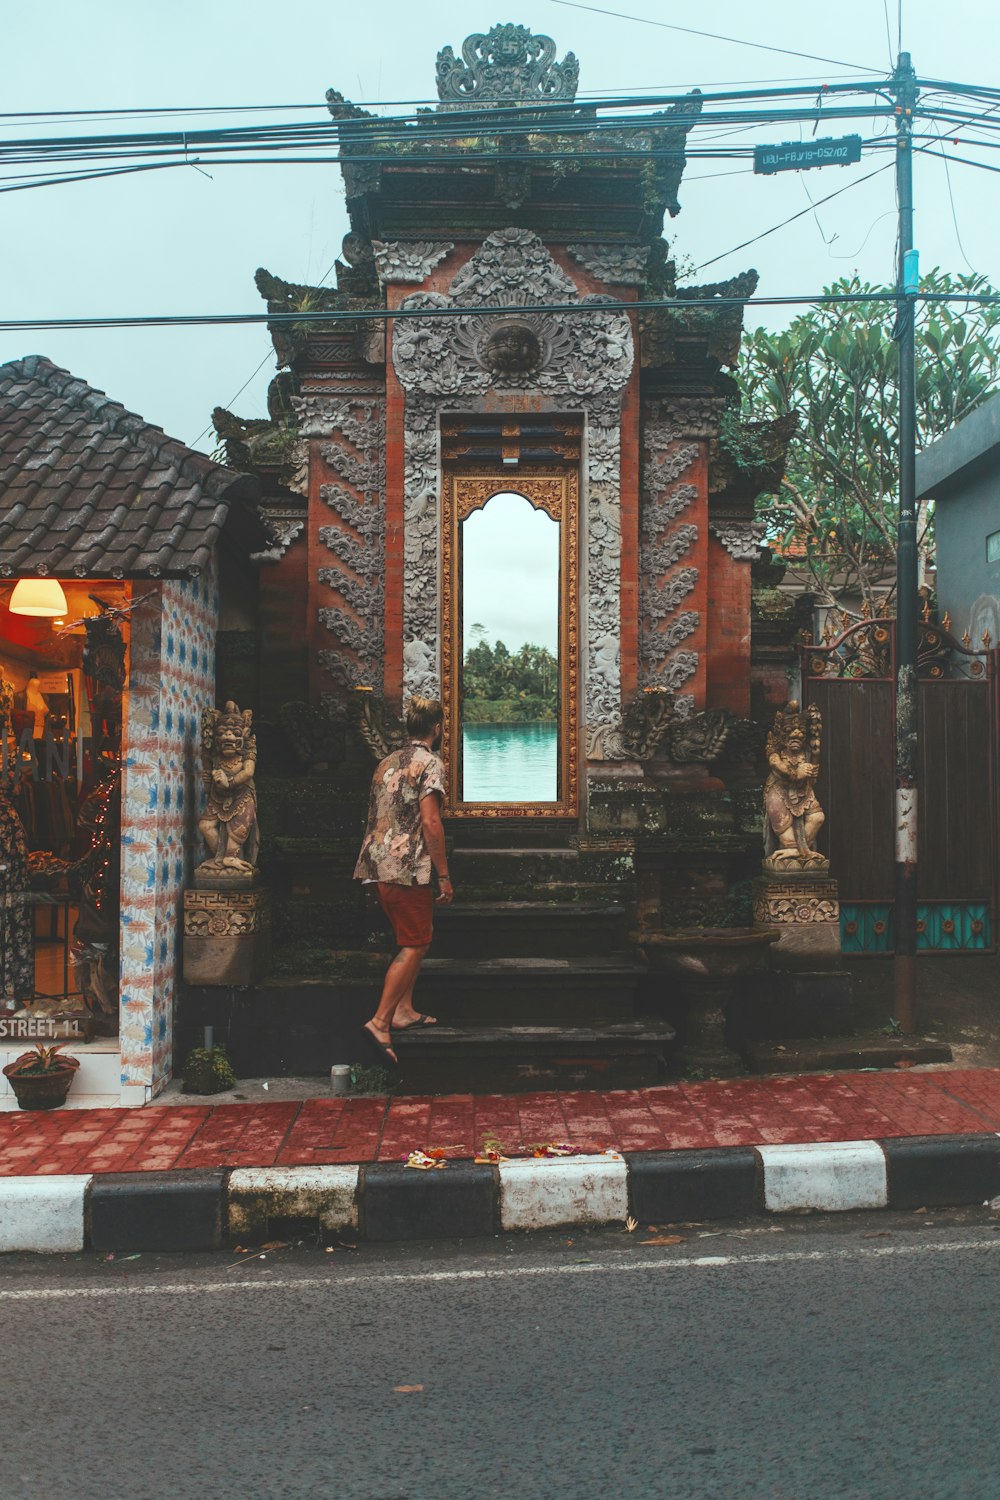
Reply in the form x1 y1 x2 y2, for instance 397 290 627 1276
754 135 863 175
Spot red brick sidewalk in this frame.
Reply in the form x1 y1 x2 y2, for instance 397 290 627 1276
4 1068 1000 1177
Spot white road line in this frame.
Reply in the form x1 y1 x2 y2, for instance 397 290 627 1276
1 1236 999 1302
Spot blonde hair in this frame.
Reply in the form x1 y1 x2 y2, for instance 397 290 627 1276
405 694 444 739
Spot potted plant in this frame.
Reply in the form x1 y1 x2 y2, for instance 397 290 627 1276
3 1042 80 1111
182 1044 236 1095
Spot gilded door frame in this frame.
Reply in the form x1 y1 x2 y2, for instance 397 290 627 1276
442 468 579 818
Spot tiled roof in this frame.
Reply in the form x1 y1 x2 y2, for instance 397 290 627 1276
0 355 264 579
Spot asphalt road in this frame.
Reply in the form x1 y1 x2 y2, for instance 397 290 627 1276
2 1211 999 1500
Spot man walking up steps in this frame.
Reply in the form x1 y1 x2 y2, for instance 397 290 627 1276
354 695 454 1064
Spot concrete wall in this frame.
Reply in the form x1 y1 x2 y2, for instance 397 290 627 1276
917 392 1000 644
932 467 1000 645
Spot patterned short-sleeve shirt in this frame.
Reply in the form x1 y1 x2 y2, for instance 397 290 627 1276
353 742 446 886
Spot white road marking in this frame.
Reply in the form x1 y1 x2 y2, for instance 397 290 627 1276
0 1235 998 1302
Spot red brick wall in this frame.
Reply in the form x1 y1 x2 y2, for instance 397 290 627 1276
258 539 309 715
706 535 751 715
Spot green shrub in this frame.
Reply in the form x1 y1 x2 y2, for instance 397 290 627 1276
182 1045 237 1095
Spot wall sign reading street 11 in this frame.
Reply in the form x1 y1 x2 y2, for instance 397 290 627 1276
753 135 863 175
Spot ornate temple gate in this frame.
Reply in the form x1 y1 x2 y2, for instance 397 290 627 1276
436 415 583 819
803 618 999 953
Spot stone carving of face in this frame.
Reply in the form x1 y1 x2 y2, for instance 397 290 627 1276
215 721 245 757
787 730 805 754
483 324 542 375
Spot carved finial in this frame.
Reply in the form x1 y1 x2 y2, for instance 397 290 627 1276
942 610 951 633
436 25 579 108
983 630 993 650
921 598 932 623
963 628 972 648
861 599 872 620
840 609 851 632
822 614 835 644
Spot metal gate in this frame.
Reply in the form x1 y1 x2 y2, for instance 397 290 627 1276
802 617 998 953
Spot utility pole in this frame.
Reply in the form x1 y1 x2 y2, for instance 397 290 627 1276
891 52 920 1033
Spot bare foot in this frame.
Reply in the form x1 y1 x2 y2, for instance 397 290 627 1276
393 1012 438 1031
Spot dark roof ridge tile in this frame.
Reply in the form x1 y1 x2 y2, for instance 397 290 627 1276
0 354 265 575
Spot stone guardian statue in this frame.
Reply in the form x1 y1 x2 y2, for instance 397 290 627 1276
196 702 259 881
762 701 828 871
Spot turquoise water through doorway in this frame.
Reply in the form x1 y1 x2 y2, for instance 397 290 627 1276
462 722 558 802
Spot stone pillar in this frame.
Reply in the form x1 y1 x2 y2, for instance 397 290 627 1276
752 872 841 961
183 885 272 986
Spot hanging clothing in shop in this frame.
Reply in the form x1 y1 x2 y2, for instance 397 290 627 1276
73 767 120 1032
25 676 49 739
14 773 76 854
0 784 33 1006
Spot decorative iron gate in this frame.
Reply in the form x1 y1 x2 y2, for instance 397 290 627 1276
802 617 998 953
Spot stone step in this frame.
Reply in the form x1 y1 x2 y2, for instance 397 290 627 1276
448 845 634 903
432 901 628 959
392 1019 676 1095
414 955 645 1026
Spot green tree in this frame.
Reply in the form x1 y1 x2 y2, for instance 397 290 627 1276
738 270 1000 611
462 638 558 722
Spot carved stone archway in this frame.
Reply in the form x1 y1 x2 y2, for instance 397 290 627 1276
390 227 634 737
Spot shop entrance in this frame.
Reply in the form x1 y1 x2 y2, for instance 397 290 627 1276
0 583 128 1035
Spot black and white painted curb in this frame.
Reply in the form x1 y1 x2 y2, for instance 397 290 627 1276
3 1135 1000 1254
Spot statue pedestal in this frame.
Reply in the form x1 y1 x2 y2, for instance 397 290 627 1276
183 886 271 987
752 871 840 962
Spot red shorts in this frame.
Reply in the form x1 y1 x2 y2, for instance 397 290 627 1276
377 882 434 948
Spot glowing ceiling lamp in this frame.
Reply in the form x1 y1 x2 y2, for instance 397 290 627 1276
9 578 69 618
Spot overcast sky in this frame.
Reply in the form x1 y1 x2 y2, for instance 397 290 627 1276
463 494 560 652
5 0 1000 454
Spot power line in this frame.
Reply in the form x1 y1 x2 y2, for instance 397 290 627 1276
186 249 345 449
918 146 1000 176
1 72 996 134
931 128 980 274
694 162 894 271
5 289 1000 336
545 0 883 73
0 74 900 124
0 92 906 197
881 1 895 71
0 99 896 158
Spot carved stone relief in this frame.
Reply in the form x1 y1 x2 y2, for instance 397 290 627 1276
752 882 839 926
295 394 386 690
436 25 579 107
251 511 306 563
640 414 700 695
372 241 455 285
711 519 768 561
391 229 635 732
184 888 270 937
585 688 731 765
391 229 634 391
568 244 649 285
400 394 440 701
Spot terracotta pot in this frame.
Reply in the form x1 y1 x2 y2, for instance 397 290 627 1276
3 1056 80 1111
